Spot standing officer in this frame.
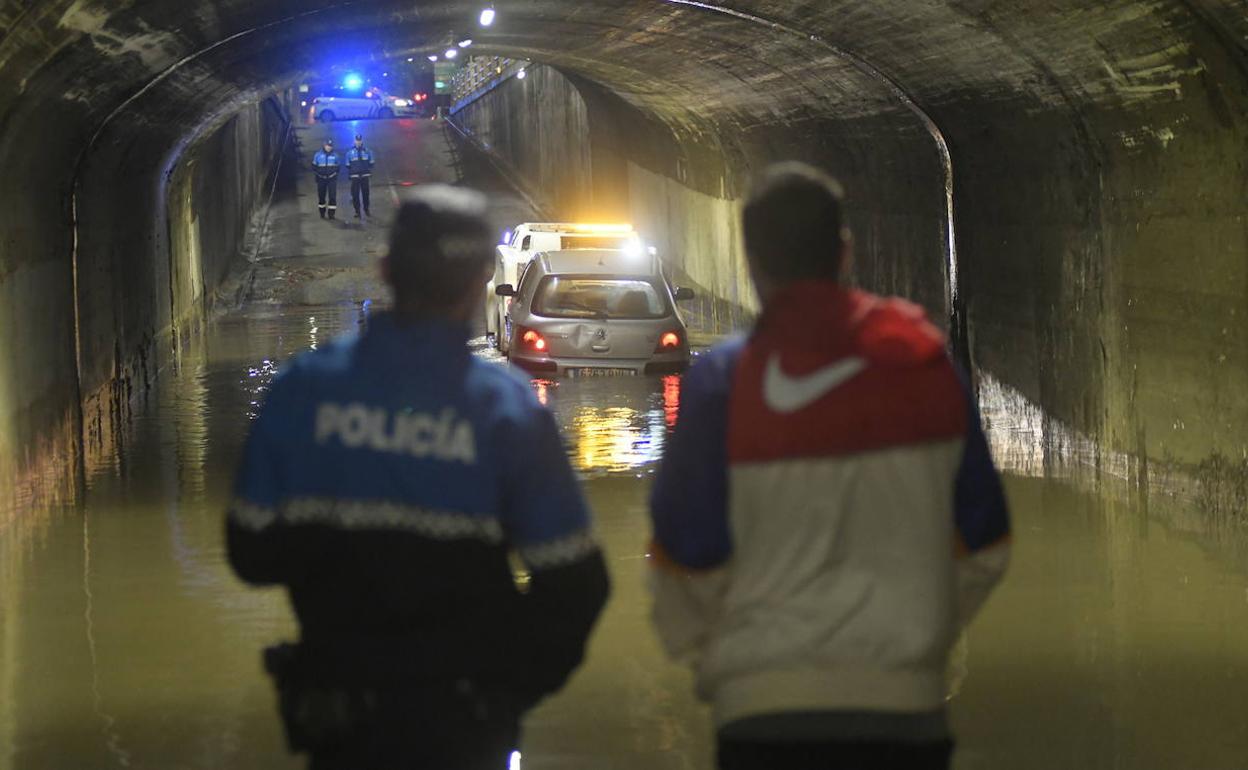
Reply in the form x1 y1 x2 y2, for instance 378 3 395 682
227 185 610 769
312 139 341 219
347 133 376 219
649 163 1010 770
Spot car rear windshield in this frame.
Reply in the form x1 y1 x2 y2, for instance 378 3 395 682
532 276 669 320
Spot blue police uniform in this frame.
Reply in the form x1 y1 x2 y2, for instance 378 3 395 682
227 313 609 767
311 147 341 219
347 142 376 217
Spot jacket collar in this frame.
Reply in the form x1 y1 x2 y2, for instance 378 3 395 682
362 311 471 358
756 281 864 336
755 280 946 365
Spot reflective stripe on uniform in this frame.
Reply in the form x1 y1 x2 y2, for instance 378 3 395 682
229 496 506 544
518 530 600 571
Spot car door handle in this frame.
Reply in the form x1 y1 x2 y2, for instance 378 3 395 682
591 344 610 353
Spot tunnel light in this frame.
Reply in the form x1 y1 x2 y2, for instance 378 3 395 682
383 72 390 77
516 68 526 80
301 100 308 107
445 48 458 59
407 57 414 62
428 54 439 62
458 39 473 48
480 8 496 26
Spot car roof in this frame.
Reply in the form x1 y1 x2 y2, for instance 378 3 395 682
536 249 660 277
517 223 634 235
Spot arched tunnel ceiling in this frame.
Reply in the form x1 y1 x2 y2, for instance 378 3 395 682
2 0 1244 154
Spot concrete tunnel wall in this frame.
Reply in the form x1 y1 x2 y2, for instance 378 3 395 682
0 0 1243 521
75 96 291 476
0 87 290 512
449 44 1248 506
451 66 949 337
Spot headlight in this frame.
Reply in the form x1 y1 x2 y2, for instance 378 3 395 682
392 99 410 107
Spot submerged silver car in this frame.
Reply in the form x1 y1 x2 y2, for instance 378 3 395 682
495 249 695 377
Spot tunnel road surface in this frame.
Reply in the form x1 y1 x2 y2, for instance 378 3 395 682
2 118 1248 770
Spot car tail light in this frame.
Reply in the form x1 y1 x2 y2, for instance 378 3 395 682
656 331 684 352
520 328 548 353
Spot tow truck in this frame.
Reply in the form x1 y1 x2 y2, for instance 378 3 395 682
485 223 646 350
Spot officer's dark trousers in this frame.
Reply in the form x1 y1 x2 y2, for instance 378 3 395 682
717 737 953 770
316 177 338 218
308 690 518 770
350 176 371 216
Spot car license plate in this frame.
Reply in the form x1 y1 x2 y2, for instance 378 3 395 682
568 367 637 378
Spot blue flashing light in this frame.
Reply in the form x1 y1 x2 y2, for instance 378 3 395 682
343 73 364 91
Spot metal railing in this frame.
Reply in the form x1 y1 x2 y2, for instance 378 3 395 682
451 56 524 104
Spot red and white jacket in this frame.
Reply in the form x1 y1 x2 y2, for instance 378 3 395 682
649 282 1010 728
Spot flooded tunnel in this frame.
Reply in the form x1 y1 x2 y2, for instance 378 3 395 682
1 1 1246 768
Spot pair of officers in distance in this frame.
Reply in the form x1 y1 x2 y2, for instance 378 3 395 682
312 135 376 221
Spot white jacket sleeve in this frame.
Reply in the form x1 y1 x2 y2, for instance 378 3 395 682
956 540 1010 627
648 558 729 664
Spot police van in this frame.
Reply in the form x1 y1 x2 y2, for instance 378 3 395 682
485 223 645 347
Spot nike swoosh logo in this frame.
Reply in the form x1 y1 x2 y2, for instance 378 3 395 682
763 354 867 414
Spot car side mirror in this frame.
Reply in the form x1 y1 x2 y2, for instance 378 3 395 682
495 284 516 297
674 287 695 301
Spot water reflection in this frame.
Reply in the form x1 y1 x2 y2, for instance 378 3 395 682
953 474 1248 770
7 297 1248 770
531 375 681 476
0 302 361 770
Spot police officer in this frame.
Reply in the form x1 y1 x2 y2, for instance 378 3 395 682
312 139 341 219
347 133 376 219
227 185 610 770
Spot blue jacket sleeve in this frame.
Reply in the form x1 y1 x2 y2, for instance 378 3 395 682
225 366 319 585
496 388 609 705
649 341 744 570
954 379 1011 553
498 402 595 568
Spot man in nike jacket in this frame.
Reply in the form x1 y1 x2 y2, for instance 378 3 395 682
648 163 1010 770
